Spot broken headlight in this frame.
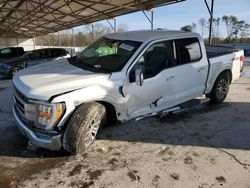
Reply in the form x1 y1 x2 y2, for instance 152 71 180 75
35 102 65 130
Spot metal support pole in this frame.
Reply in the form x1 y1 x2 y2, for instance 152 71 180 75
58 31 61 47
208 0 214 45
85 24 94 41
16 37 18 47
106 18 116 32
142 9 154 30
48 35 51 47
72 28 75 56
204 0 214 45
33 37 35 50
91 24 94 40
114 18 117 32
151 10 154 30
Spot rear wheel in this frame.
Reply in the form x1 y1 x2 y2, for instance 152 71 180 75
10 67 22 78
63 102 106 154
209 73 230 104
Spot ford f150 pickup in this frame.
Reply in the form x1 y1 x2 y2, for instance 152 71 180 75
12 30 244 154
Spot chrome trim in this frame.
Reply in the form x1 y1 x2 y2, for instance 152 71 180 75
13 106 63 151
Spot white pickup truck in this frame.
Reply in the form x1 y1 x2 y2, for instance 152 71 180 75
12 30 244 154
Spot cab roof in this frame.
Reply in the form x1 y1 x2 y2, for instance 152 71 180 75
105 30 200 42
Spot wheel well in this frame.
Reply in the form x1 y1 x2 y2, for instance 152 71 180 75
9 66 23 75
97 101 117 124
220 69 232 83
55 101 117 132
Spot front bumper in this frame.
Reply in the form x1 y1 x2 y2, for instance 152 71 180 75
13 106 63 151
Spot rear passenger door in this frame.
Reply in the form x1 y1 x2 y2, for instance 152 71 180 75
170 37 208 103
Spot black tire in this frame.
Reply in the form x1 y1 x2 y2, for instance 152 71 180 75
63 102 106 154
10 67 22 78
209 73 230 104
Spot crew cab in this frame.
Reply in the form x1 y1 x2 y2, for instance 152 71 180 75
12 30 244 154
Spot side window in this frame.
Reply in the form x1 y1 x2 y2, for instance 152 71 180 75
60 49 68 56
129 40 174 82
50 49 60 58
0 48 11 54
39 50 49 59
0 48 12 58
29 52 39 60
175 37 201 65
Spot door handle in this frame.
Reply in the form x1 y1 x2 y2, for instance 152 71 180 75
198 67 206 72
166 76 176 81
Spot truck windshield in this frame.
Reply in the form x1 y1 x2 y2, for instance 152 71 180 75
73 37 141 72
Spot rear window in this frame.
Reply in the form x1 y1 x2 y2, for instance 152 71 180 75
0 48 11 54
175 37 201 65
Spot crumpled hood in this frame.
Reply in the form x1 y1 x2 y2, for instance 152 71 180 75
13 59 110 100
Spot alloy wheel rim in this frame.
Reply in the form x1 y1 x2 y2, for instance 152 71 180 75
216 79 228 99
84 116 101 147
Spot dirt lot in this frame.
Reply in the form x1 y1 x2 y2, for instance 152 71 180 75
1 63 250 188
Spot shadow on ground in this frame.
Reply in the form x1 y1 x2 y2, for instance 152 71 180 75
97 101 250 150
1 101 250 159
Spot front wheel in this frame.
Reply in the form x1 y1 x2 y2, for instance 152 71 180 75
209 73 230 104
63 102 106 154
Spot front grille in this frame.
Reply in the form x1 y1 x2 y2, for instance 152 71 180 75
15 96 25 114
14 86 30 103
13 87 35 126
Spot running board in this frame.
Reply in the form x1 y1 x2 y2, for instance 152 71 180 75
135 98 210 121
162 98 210 116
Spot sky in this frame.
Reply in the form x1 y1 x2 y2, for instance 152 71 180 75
75 0 250 38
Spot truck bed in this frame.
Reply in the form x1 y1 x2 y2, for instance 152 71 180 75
205 45 239 58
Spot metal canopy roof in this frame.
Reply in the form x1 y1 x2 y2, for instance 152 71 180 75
0 0 184 37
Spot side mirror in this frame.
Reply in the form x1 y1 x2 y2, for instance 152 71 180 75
135 67 144 86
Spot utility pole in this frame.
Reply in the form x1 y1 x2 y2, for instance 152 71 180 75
204 0 215 45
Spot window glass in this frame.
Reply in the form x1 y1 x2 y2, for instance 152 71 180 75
39 50 49 59
27 51 39 60
141 41 174 79
60 49 68 56
1 48 11 54
50 49 62 58
175 37 201 65
76 37 141 72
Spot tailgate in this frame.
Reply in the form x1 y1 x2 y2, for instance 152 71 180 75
232 49 244 82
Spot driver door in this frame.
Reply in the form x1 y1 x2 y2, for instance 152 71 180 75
123 40 175 118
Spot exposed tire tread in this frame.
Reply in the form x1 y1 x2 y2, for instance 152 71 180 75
63 102 106 154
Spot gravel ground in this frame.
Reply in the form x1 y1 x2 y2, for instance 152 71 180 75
0 63 250 188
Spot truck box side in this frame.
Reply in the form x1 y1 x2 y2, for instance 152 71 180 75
205 46 244 94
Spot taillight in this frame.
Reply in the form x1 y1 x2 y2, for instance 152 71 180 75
240 55 245 62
